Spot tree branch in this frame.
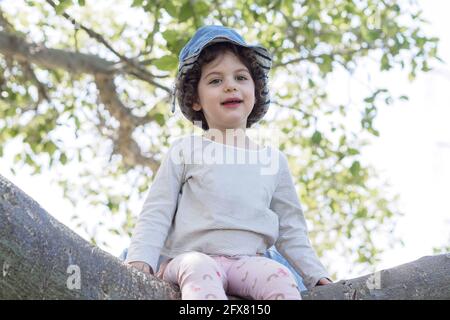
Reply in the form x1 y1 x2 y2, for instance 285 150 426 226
18 60 50 103
94 73 160 172
0 30 115 74
0 9 50 104
0 30 166 170
45 0 171 94
1 174 449 300
0 30 171 93
0 174 180 299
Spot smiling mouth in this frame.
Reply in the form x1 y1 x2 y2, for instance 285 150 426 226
221 100 243 108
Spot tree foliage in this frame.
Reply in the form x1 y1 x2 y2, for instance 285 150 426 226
0 0 440 277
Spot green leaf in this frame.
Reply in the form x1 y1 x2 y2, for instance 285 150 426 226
381 53 390 71
350 161 361 177
25 153 34 166
44 141 57 155
60 152 68 165
356 208 368 218
281 0 294 13
6 107 17 117
364 96 375 104
368 127 380 137
161 30 186 55
107 199 119 213
108 228 121 236
55 0 72 14
163 1 178 17
131 0 144 7
74 116 81 130
179 2 193 22
347 148 359 156
154 113 166 126
311 131 322 145
318 55 333 74
162 30 178 44
153 55 178 71
193 0 209 17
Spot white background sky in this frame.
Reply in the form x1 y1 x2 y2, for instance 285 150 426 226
0 0 449 280
360 1 450 270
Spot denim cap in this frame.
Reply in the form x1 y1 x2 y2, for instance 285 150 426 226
171 25 272 113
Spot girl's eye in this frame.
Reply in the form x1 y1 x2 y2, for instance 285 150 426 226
208 75 248 84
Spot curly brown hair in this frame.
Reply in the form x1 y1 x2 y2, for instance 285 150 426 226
175 42 270 131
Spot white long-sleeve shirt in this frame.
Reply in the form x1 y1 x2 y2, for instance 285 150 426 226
125 134 330 289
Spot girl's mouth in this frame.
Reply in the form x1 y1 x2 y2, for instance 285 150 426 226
221 99 243 108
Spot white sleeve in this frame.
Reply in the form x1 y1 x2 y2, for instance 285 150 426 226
124 139 185 272
270 152 330 290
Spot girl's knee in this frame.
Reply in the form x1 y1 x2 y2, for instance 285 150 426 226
268 264 295 280
166 252 227 300
253 260 301 300
264 269 301 300
176 251 219 273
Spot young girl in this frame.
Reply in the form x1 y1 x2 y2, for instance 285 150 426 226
125 25 331 300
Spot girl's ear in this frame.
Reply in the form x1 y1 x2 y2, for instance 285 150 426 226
192 102 202 111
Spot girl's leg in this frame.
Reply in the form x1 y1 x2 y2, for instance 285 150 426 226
120 246 306 291
226 256 301 300
161 251 228 300
264 246 307 291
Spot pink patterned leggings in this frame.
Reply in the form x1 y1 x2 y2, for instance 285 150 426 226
157 251 302 300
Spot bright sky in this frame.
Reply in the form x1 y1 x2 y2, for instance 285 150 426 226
0 0 449 280
360 1 450 270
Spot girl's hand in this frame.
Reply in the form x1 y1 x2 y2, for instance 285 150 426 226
316 278 332 286
129 261 154 275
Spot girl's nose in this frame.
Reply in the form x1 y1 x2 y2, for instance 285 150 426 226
223 78 238 92
224 86 237 92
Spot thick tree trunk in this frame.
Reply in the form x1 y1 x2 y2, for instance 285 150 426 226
1 174 449 300
0 174 180 299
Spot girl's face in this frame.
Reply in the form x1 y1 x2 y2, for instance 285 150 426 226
193 51 255 131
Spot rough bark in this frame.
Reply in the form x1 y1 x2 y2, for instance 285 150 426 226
0 174 180 299
302 254 450 300
1 174 449 300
